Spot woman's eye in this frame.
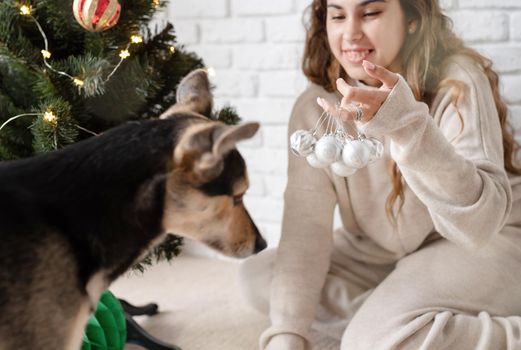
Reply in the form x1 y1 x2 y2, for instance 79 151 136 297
363 11 382 17
328 11 345 21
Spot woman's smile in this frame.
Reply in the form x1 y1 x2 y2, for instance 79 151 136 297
342 48 375 64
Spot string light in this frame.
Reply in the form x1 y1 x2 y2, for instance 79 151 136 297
0 110 58 131
152 0 160 7
19 4 32 15
130 35 143 44
73 78 84 87
15 3 145 89
104 34 145 81
169 46 176 54
119 49 130 59
41 49 51 59
43 110 57 127
0 113 40 131
0 109 98 137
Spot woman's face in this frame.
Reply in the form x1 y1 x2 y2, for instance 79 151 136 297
326 0 408 87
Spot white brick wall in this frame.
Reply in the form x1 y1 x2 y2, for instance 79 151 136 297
161 0 521 248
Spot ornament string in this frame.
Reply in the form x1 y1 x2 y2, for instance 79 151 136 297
289 99 385 177
311 111 329 136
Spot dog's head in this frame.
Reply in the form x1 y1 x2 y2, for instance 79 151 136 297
161 69 266 258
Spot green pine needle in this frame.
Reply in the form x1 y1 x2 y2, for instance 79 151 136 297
31 98 78 153
132 234 184 273
214 105 241 125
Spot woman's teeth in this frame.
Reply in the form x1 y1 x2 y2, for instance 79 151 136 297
345 50 371 62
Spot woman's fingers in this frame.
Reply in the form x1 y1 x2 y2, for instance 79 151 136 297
317 62 397 124
316 97 335 115
336 79 380 105
362 60 399 89
335 78 351 96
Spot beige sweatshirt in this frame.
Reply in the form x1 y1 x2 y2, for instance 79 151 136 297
260 56 521 349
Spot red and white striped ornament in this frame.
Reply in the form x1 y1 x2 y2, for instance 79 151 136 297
73 0 121 32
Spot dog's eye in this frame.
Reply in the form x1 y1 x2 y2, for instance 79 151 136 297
232 194 243 206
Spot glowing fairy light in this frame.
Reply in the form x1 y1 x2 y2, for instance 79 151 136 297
169 46 176 54
130 35 143 44
19 5 32 15
43 111 57 125
41 50 51 59
73 78 84 87
119 49 130 59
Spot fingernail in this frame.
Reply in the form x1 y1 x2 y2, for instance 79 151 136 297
363 60 376 70
316 97 324 107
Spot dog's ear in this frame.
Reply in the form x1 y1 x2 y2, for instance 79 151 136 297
175 122 260 184
160 69 213 119
212 122 260 156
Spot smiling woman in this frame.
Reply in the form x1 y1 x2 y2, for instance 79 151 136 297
239 0 521 349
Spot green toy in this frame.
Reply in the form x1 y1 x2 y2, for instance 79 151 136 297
82 290 126 350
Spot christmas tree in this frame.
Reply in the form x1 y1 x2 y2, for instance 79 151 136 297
0 0 239 270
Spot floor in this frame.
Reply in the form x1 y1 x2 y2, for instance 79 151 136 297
110 251 339 350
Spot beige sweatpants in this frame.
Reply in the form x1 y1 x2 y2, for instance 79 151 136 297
239 227 521 350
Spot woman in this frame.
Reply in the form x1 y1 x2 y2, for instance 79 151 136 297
240 0 521 349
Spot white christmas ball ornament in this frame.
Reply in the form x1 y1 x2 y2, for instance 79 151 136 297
314 135 341 164
331 161 357 177
290 130 316 157
306 153 329 168
364 137 384 163
342 140 372 168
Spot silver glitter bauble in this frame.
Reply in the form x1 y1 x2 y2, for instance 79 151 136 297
290 129 316 157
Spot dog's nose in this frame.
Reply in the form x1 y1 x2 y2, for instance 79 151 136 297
254 233 267 253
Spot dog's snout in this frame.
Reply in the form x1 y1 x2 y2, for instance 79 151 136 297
254 231 267 253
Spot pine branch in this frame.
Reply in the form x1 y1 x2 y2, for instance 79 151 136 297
58 54 112 97
0 2 41 64
31 97 78 153
132 234 184 273
214 105 241 125
0 92 34 160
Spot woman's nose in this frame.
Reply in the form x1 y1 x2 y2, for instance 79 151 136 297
343 19 363 42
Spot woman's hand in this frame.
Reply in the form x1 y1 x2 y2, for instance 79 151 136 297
317 60 399 124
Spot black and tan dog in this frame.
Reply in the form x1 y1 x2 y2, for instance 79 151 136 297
0 69 266 349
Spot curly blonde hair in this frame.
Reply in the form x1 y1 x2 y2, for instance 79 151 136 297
302 0 520 223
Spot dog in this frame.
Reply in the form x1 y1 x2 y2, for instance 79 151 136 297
0 69 266 350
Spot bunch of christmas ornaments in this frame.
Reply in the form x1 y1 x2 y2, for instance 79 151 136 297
290 105 384 177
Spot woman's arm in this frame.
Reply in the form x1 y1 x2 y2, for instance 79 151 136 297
358 59 512 250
